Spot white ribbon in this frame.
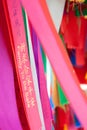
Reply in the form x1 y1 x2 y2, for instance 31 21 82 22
46 58 52 98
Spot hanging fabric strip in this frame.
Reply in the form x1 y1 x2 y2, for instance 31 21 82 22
46 58 52 98
41 47 47 73
37 41 52 130
60 6 87 66
58 83 69 106
30 26 40 89
0 2 23 130
30 25 52 130
46 0 66 32
2 0 42 130
40 47 52 108
21 0 87 128
24 11 46 130
52 72 60 108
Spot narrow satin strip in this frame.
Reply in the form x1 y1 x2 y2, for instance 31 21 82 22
3 0 42 130
46 58 52 98
52 72 60 108
30 25 40 89
21 0 87 128
38 41 52 130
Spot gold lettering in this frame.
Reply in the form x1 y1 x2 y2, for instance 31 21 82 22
17 43 26 52
22 53 27 64
25 92 31 108
25 91 35 108
24 65 29 75
27 79 32 86
17 44 35 109
30 97 35 107
23 80 27 91
21 71 25 80
26 75 32 86
28 86 33 96
25 92 29 102
17 50 22 69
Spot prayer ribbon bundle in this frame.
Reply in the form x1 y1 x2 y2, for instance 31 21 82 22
0 0 87 129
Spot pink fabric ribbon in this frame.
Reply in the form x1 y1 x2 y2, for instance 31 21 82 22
3 0 42 129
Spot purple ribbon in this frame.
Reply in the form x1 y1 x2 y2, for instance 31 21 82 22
0 1 22 130
31 26 40 89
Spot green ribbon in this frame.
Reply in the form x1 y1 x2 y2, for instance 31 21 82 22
57 83 69 106
40 46 47 73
